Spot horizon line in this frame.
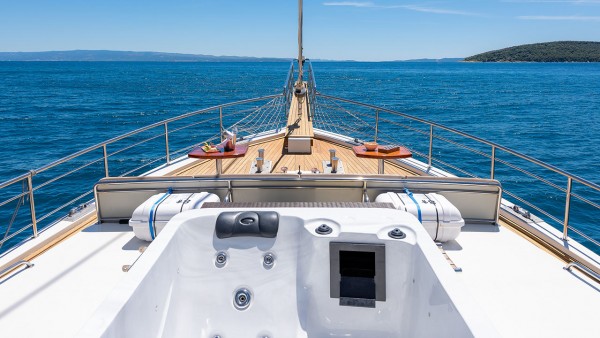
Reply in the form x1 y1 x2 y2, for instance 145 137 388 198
0 50 466 62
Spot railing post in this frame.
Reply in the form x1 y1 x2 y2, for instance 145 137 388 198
219 107 224 141
164 123 170 164
563 177 572 240
428 125 433 167
26 172 37 238
102 144 109 177
374 110 379 142
490 145 496 179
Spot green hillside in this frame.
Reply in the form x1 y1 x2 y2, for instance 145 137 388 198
464 41 600 62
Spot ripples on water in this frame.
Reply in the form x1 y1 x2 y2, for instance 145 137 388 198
0 61 598 252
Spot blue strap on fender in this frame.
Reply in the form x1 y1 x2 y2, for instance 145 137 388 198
149 188 173 240
404 188 422 223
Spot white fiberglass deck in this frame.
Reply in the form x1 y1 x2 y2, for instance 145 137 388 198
0 223 146 338
1 207 598 337
445 223 600 338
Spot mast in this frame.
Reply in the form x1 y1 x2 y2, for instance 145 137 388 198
296 0 303 87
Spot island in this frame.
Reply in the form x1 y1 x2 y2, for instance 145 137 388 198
464 41 600 63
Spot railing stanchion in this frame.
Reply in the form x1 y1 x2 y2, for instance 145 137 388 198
27 173 38 238
563 177 572 240
102 144 109 177
428 125 433 167
164 123 170 164
219 107 224 141
491 145 496 179
374 110 379 142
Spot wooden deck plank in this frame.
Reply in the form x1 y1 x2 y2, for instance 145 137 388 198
176 159 211 176
286 85 313 139
174 137 414 176
228 138 282 174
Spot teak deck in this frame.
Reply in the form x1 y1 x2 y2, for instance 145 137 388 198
177 137 414 176
180 89 413 176
286 86 314 139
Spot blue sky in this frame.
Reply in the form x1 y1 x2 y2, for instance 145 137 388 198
1 0 599 60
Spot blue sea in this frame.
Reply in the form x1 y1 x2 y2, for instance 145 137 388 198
0 61 599 253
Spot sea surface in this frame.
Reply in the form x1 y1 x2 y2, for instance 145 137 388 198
0 61 599 253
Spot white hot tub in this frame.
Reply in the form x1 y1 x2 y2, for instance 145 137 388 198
79 207 497 338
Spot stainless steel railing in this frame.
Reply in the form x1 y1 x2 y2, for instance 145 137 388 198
283 61 295 114
2 71 598 257
564 262 600 281
0 260 34 279
313 92 600 252
306 60 317 120
0 94 285 254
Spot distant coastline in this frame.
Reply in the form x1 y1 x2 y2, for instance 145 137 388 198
464 41 600 63
0 50 466 62
0 50 292 62
5 43 600 63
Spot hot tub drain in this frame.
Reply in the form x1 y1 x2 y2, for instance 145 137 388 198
234 288 252 310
